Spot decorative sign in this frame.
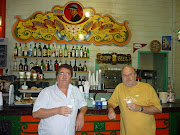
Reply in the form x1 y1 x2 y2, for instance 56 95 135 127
133 43 146 53
12 1 131 45
162 36 171 51
96 53 131 65
150 40 161 53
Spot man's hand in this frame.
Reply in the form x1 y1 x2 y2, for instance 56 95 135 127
57 106 72 116
126 103 140 112
75 112 84 131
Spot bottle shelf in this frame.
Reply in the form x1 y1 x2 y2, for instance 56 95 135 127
11 70 89 73
12 56 90 59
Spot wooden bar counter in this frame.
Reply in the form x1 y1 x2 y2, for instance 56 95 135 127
0 100 180 135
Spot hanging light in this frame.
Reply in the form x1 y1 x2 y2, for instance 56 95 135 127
0 16 2 26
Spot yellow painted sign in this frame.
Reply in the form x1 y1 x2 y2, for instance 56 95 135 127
12 1 131 45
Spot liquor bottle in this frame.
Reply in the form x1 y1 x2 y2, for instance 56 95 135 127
13 58 17 70
43 44 48 57
59 59 62 66
47 61 50 71
33 43 37 57
24 58 28 71
75 45 79 57
67 45 71 58
55 45 59 57
79 45 83 58
24 43 28 56
28 44 33 57
14 43 18 56
49 60 53 71
47 44 51 57
78 61 82 71
73 59 77 71
59 45 63 57
40 59 45 71
64 44 68 57
44 60 48 71
19 60 23 71
69 61 72 67
71 45 75 57
83 61 87 71
78 76 82 86
87 48 90 58
34 59 39 66
54 59 59 71
84 47 87 58
51 44 55 57
29 61 34 70
82 76 86 86
38 43 42 57
18 43 22 56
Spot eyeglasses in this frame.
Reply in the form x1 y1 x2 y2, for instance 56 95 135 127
58 72 71 77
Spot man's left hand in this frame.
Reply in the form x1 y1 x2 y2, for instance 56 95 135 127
75 113 84 131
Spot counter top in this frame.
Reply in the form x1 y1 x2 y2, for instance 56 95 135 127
0 100 180 116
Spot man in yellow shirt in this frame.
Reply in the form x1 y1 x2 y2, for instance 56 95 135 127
108 66 162 135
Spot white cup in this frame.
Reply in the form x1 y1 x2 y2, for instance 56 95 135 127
26 72 31 79
159 92 168 103
32 73 37 79
38 74 43 79
19 72 25 78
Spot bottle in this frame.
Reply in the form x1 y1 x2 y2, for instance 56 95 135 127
40 59 45 71
43 44 48 57
55 45 59 57
78 76 82 86
28 44 33 57
34 59 39 66
87 48 90 58
64 44 68 57
18 43 22 56
29 61 34 70
24 43 28 56
54 59 59 71
19 60 23 71
75 45 79 57
13 58 17 70
67 45 71 58
24 58 28 71
47 44 51 57
38 43 42 57
73 59 77 71
49 60 53 71
82 76 86 86
84 47 87 58
14 43 18 56
33 43 37 57
69 61 72 67
83 61 87 71
167 88 175 103
51 44 55 57
59 59 62 66
79 45 83 58
71 45 75 57
47 61 50 71
44 60 48 71
59 45 63 57
78 61 82 71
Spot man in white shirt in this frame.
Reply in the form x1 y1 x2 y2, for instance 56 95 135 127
33 64 87 135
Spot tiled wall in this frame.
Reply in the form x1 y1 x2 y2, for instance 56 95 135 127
6 0 176 94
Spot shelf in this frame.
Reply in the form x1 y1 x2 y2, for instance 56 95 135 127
12 56 90 59
11 70 89 73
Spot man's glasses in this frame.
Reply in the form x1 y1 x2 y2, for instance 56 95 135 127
58 72 71 77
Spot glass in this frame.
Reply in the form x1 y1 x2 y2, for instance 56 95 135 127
58 72 71 77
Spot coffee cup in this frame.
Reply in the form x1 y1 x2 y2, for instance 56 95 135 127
26 72 31 79
38 74 43 79
19 72 25 78
32 73 37 79
159 92 168 103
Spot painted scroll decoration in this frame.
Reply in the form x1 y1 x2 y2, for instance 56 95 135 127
12 1 131 45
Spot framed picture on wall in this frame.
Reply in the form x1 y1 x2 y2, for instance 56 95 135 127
162 36 171 51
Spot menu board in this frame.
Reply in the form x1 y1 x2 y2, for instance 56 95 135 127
0 38 7 68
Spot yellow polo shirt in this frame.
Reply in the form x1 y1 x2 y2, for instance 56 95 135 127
108 82 162 135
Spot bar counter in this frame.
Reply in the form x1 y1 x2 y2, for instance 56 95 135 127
0 100 180 135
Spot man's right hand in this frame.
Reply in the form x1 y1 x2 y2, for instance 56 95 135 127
108 108 116 120
57 106 72 116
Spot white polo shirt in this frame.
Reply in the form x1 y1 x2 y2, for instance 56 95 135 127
33 83 87 135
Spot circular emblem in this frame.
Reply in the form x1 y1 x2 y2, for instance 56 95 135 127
150 40 161 53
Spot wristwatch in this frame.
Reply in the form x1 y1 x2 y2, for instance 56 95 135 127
140 106 144 112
